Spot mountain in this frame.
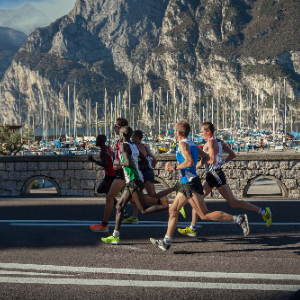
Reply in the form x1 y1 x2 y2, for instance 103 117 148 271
0 0 299 128
0 26 27 80
0 4 51 35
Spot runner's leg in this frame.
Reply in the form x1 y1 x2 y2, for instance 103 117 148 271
115 189 132 231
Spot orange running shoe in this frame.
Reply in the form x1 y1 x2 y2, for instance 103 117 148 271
90 222 109 233
160 196 169 205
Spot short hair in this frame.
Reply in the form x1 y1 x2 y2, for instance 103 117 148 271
176 120 190 137
201 121 215 135
133 130 143 140
116 117 128 127
96 134 106 143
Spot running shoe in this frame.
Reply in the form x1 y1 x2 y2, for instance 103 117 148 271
178 227 197 237
150 238 170 252
174 182 180 193
179 206 186 218
160 196 169 205
101 235 120 245
123 216 139 224
237 214 250 236
262 207 272 227
90 222 108 233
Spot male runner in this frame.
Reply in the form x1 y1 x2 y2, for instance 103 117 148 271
88 134 116 196
150 121 250 252
90 117 128 232
178 121 272 237
123 130 182 224
101 126 170 244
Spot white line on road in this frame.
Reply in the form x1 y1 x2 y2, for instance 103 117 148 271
0 270 73 277
0 277 298 291
0 263 299 281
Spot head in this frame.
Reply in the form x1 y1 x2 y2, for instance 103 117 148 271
96 134 106 147
119 126 133 143
114 117 128 135
200 122 214 140
132 130 143 143
174 120 190 141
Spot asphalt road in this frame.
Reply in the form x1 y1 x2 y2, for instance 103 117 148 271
0 197 299 300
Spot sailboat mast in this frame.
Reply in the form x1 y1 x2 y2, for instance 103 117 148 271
73 85 76 139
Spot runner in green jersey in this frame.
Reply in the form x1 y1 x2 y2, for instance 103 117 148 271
101 126 169 244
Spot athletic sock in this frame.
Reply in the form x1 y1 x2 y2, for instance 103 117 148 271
132 216 137 219
258 208 265 216
163 235 172 245
233 215 242 225
102 221 108 227
190 223 197 231
113 230 120 238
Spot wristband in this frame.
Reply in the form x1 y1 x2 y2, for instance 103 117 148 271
172 163 177 170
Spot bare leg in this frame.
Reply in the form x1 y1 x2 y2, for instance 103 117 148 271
191 181 213 225
115 189 132 231
103 179 125 223
144 180 176 199
166 192 189 237
189 191 234 222
217 184 260 212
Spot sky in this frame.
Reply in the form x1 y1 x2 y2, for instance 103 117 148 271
0 0 76 22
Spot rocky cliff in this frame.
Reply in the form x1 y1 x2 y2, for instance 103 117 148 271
0 0 299 129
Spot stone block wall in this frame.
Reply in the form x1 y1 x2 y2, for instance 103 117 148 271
0 152 300 198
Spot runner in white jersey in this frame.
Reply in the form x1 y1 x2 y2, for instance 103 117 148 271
101 126 170 245
150 121 250 252
178 121 272 238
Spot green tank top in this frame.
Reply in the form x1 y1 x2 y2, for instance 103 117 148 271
120 142 144 183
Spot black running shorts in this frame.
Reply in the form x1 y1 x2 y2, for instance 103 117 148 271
104 175 116 182
115 168 125 180
125 179 144 194
206 168 226 188
141 168 155 183
179 176 204 199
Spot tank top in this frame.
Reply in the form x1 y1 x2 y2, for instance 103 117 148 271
176 139 198 183
100 145 116 176
120 142 144 183
115 140 121 160
205 138 225 173
139 144 153 171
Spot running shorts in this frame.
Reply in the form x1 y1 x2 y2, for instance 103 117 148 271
104 175 116 182
179 176 204 199
206 168 226 188
141 168 155 183
125 179 144 194
115 168 125 180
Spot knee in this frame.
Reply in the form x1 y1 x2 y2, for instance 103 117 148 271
169 207 177 219
228 199 238 208
201 213 211 221
116 202 125 211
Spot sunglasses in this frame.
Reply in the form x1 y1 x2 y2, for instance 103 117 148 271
173 128 183 133
114 124 121 128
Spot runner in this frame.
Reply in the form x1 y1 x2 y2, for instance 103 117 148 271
150 121 250 252
88 134 116 197
101 126 170 244
89 117 128 233
178 121 272 238
123 129 183 224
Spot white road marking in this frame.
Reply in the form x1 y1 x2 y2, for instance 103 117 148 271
0 270 73 277
0 263 299 281
0 277 298 291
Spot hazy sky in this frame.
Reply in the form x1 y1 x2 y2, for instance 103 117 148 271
0 0 76 22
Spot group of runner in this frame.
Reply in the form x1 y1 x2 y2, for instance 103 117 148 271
89 117 272 252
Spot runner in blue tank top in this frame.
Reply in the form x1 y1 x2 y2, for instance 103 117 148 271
150 120 250 252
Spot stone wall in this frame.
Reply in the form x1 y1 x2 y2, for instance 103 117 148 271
0 152 300 198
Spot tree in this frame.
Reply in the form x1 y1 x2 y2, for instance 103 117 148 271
0 125 34 155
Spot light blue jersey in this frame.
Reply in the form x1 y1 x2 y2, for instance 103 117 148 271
176 139 198 183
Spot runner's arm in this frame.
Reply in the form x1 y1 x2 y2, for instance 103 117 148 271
196 147 210 169
145 144 157 167
114 143 132 167
165 141 193 171
139 151 149 166
221 140 236 163
88 147 108 168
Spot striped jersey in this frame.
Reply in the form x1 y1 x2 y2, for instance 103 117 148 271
176 139 198 183
120 142 144 183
